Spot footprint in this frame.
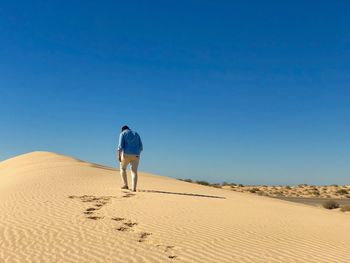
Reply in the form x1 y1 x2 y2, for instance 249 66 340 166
87 216 104 220
122 193 135 198
116 226 130 232
165 246 174 252
138 232 152 242
84 211 94 215
80 195 99 202
74 195 115 203
111 217 125 222
124 221 138 228
156 245 178 260
70 195 173 254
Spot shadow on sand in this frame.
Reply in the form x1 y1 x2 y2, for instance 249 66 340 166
138 189 226 199
88 163 118 171
73 157 118 172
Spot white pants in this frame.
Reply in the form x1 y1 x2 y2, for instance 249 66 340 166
120 153 140 191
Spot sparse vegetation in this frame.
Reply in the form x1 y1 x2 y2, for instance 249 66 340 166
256 190 267 196
178 178 193 183
273 191 284 197
221 182 237 187
183 179 193 183
336 189 349 195
311 190 320 196
340 205 350 212
178 179 350 201
322 201 339 210
195 180 210 186
249 188 259 193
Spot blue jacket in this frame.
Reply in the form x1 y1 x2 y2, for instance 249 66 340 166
118 129 143 155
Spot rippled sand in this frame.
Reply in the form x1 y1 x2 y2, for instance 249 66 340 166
1 152 349 262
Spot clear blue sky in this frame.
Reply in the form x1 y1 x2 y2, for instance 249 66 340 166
1 1 349 185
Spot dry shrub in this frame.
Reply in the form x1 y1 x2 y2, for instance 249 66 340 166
311 190 320 196
340 205 350 212
257 190 267 196
322 200 340 209
181 178 193 183
336 189 349 195
222 182 237 187
196 180 210 186
249 188 260 193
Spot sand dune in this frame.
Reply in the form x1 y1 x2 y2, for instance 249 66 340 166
0 152 349 262
226 184 350 199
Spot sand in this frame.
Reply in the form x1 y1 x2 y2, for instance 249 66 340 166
0 152 349 263
226 184 350 199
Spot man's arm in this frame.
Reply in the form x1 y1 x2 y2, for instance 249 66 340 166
139 136 143 152
137 133 143 153
118 133 124 162
118 149 122 162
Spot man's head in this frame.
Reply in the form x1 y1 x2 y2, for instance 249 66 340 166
121 125 130 132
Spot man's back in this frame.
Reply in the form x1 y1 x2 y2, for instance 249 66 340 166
118 129 143 156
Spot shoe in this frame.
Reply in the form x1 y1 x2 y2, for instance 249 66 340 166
132 189 136 192
121 185 129 190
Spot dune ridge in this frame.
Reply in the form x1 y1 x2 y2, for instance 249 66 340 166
0 152 349 262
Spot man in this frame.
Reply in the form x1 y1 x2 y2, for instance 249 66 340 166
118 125 143 192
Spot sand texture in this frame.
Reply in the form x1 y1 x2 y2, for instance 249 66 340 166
225 184 350 199
0 152 349 263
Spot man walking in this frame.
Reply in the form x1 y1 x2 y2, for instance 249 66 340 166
118 125 143 192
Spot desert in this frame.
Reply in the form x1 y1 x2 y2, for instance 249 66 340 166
1 151 349 262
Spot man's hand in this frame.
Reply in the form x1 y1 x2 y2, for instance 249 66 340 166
118 150 122 162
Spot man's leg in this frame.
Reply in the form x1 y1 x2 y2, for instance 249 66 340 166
130 156 140 192
120 155 130 189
